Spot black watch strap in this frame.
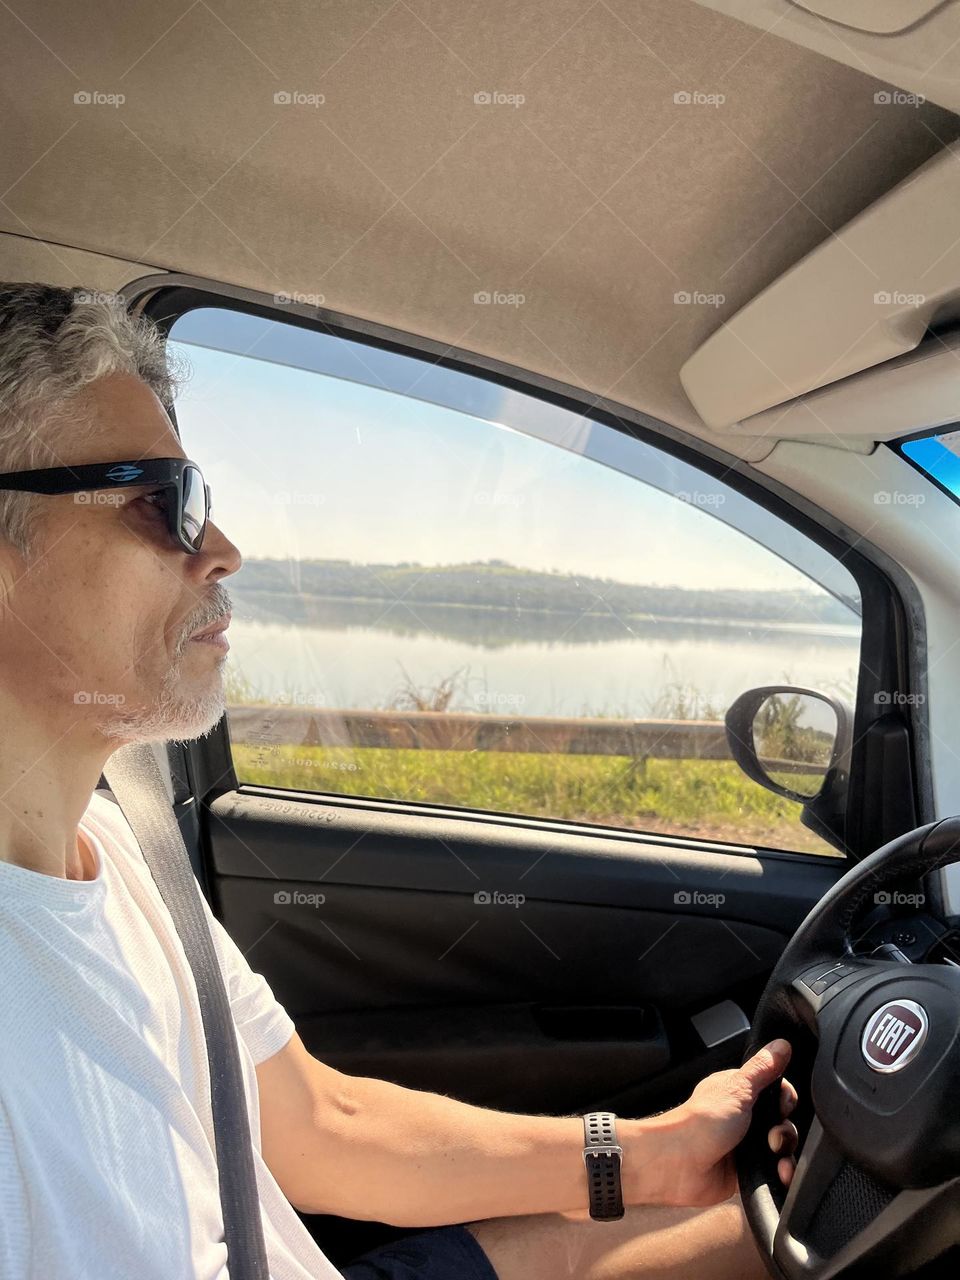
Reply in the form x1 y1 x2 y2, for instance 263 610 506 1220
582 1111 625 1220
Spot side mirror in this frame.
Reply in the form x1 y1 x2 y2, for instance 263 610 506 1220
725 686 852 852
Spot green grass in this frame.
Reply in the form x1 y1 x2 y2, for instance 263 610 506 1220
232 743 836 855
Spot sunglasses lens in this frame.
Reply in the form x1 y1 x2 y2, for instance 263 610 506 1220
181 466 208 550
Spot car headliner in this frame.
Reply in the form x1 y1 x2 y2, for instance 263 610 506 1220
0 0 958 455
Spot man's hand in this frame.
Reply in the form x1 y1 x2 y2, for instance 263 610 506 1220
623 1039 799 1208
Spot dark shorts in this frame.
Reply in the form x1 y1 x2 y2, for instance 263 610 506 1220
341 1224 499 1280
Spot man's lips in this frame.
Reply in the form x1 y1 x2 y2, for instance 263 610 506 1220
189 612 232 646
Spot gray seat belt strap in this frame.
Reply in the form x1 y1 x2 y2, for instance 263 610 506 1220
103 741 270 1280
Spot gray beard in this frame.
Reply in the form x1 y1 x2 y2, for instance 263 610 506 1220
97 657 227 744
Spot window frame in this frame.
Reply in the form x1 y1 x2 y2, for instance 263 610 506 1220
130 274 931 863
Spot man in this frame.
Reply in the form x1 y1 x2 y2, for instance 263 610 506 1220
0 284 797 1279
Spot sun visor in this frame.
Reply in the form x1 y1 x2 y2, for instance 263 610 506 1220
788 1 952 36
723 330 960 444
678 148 960 431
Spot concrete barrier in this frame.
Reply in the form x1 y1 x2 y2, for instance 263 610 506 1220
226 705 732 759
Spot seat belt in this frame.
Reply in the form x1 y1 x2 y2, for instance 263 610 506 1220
103 741 271 1280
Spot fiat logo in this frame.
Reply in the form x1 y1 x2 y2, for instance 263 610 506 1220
861 1000 929 1073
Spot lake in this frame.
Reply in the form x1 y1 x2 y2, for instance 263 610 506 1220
223 604 861 720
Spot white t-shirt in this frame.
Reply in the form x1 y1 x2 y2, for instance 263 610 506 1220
0 790 345 1279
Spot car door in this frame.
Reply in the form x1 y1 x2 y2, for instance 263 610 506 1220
131 278 924 1263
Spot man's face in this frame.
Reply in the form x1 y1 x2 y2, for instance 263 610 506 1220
0 371 242 744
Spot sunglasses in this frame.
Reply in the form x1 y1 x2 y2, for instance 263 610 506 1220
0 457 211 554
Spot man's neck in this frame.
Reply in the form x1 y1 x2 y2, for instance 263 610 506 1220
0 711 111 880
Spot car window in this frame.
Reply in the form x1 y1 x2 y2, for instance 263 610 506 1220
167 306 862 856
893 428 960 503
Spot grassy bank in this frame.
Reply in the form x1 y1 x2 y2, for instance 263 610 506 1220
232 742 834 855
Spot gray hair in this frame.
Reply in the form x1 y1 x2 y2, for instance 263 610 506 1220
0 283 185 558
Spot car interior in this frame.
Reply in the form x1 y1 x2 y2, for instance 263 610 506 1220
3 1 960 1276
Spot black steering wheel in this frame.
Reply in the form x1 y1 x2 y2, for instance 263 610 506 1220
737 818 960 1280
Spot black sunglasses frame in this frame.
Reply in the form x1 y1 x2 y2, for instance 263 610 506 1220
0 457 210 554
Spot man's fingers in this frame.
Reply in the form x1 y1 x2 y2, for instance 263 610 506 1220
777 1156 795 1188
740 1039 792 1099
768 1120 798 1158
779 1077 798 1118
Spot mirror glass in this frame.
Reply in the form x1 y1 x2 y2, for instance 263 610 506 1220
751 693 839 799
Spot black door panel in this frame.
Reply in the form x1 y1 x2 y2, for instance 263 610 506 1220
206 789 844 1110
208 791 840 925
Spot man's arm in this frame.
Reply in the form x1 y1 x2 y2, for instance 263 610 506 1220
256 1031 796 1227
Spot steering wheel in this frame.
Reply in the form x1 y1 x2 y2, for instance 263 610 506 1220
737 818 960 1280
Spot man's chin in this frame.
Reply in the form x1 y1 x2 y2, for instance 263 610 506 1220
97 671 227 744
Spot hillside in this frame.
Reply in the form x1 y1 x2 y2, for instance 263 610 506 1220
229 558 858 627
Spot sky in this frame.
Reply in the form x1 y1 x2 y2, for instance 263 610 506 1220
168 327 840 595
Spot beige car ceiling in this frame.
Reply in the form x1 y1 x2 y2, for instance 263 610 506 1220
0 0 958 460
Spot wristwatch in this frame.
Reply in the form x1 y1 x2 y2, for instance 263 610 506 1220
581 1111 625 1220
